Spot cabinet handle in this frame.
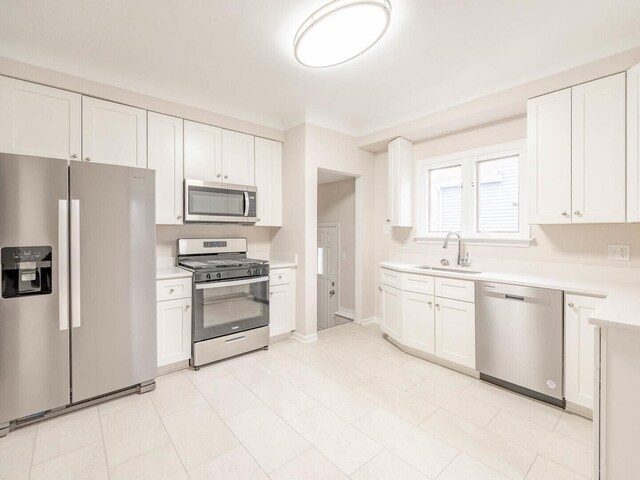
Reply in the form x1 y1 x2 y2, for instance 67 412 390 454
217 173 222 178
71 154 78 159
269 292 273 296
574 211 582 217
428 301 433 307
84 157 91 162
177 214 182 220
379 286 382 291
169 288 175 294
185 305 190 310
386 219 391 223
224 175 229 179
435 304 440 309
568 302 575 308
562 212 569 217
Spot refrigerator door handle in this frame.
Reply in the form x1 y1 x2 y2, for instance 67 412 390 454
58 199 69 331
71 199 81 328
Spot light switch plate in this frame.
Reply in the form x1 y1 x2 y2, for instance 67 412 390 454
608 245 630 261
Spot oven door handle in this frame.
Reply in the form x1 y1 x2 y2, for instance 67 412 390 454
195 275 269 290
243 191 250 217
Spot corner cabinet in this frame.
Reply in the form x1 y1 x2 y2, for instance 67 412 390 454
0 75 81 160
148 112 184 225
269 267 296 338
528 73 626 224
565 294 601 411
387 137 414 227
628 63 640 222
82 97 147 168
255 137 283 226
156 277 192 368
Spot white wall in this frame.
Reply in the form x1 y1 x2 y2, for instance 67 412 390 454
317 178 356 312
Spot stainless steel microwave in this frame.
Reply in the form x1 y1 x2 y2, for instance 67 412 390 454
184 180 257 223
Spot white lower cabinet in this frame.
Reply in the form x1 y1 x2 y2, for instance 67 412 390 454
269 267 296 338
380 283 402 341
401 291 435 354
157 297 191 367
565 293 602 410
435 297 476 369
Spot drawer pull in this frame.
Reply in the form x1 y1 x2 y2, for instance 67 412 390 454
169 288 175 294
225 336 246 344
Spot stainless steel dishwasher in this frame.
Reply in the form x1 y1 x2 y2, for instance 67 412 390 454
476 282 564 407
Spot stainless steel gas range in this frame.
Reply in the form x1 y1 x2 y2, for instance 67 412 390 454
177 238 269 368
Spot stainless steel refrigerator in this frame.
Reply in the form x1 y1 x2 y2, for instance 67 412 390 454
0 153 157 436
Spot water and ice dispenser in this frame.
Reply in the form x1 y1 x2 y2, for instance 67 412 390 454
1 246 53 298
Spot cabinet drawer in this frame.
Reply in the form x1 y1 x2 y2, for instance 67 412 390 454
380 268 401 288
401 273 434 295
156 277 192 301
270 268 291 286
435 277 475 303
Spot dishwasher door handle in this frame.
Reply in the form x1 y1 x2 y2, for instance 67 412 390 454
505 294 526 301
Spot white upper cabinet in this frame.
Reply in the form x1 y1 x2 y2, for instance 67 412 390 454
148 112 184 225
183 120 222 182
82 97 147 168
628 63 640 222
571 73 626 223
0 76 81 160
528 88 572 224
254 137 283 226
565 294 601 410
387 137 414 227
221 129 255 186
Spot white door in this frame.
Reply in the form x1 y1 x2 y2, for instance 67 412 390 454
157 298 191 367
0 76 81 160
184 120 222 182
82 97 147 167
270 283 293 337
402 291 435 354
571 73 626 223
628 63 640 222
565 294 601 410
317 225 339 330
255 137 283 226
435 297 475 368
221 129 255 185
527 88 572 224
148 112 184 225
380 284 402 341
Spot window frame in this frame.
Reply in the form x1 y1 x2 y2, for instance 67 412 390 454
415 140 530 246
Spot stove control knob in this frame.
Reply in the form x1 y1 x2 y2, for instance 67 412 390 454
206 273 211 280
256 269 262 275
247 269 252 275
216 273 222 279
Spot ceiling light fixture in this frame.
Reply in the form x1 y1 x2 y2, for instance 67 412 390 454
294 0 391 68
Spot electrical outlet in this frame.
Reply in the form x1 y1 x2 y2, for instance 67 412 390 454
608 245 630 261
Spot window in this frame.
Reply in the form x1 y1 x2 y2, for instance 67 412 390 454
417 141 529 245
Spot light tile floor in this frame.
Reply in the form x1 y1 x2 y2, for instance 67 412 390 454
0 322 593 480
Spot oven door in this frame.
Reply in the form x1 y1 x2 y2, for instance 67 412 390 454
184 179 257 223
193 276 269 340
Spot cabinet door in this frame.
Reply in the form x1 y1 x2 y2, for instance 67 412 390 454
380 284 402 341
402 291 435 354
82 97 147 167
148 112 184 225
222 129 255 185
387 137 413 227
269 283 293 337
157 298 191 367
527 88 572 224
565 294 601 410
255 137 282 226
628 63 640 222
435 297 475 368
572 73 626 223
0 76 81 160
184 120 222 182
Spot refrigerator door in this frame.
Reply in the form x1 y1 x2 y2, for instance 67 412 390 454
0 153 70 424
70 161 156 402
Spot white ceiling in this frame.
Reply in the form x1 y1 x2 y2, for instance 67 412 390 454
1 0 640 137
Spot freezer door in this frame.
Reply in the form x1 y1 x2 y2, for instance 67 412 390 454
70 161 156 402
0 153 70 424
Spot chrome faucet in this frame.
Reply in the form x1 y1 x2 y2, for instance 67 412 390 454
443 232 469 267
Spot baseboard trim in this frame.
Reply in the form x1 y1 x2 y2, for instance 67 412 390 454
361 316 380 326
291 332 318 344
335 308 355 320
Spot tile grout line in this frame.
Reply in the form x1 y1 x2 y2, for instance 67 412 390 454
96 407 112 480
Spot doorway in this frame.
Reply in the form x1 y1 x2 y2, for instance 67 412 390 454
317 169 356 331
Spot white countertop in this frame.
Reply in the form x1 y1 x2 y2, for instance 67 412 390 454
380 260 640 332
270 259 298 269
156 266 192 280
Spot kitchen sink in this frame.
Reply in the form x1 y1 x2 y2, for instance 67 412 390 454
416 265 483 275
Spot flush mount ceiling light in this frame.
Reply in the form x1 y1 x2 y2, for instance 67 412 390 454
294 0 391 68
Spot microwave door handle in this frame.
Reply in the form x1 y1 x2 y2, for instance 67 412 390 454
243 191 249 217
